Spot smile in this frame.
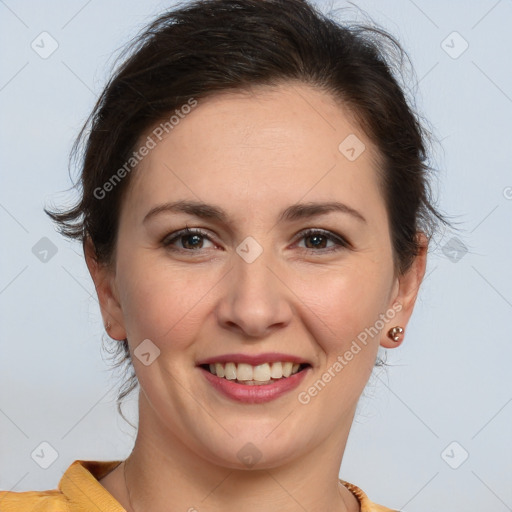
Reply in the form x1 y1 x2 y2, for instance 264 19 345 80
201 361 309 385
197 354 312 403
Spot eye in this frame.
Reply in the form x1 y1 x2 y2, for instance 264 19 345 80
162 227 216 251
162 227 350 254
295 228 350 253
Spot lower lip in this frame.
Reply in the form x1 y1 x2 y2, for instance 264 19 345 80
198 366 310 404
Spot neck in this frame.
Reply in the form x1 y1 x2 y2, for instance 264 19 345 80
118 393 360 512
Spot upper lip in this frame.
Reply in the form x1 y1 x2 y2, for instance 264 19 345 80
196 352 311 366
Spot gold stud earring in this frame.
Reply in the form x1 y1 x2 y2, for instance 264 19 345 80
106 321 112 331
387 326 403 342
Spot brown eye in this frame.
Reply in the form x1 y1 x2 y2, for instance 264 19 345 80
179 233 204 249
296 229 349 253
304 233 329 249
162 227 215 251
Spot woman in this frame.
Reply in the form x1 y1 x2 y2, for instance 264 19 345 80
0 0 449 510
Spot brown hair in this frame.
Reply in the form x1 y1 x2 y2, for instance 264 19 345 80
45 0 451 423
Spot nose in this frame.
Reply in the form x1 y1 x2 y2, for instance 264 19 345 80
215 247 294 339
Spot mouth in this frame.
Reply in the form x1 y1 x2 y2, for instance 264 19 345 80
198 361 311 386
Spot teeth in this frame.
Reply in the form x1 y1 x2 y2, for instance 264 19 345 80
237 363 253 380
215 363 225 378
282 362 293 377
205 361 304 382
270 362 283 379
244 379 275 385
224 362 237 380
253 363 270 381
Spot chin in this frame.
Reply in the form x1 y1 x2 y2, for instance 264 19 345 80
197 433 307 471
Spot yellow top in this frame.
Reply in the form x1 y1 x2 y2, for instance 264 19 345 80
0 460 398 511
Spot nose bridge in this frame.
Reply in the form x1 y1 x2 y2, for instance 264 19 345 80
235 242 274 298
216 237 292 337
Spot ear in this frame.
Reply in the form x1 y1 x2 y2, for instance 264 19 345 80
380 232 428 348
84 236 127 341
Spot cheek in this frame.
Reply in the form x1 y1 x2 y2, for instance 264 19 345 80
303 259 391 319
289 264 393 424
296 261 392 361
115 252 217 349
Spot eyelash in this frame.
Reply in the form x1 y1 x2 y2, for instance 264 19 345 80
161 226 350 254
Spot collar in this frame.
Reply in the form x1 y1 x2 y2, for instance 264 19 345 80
58 459 126 512
59 460 387 512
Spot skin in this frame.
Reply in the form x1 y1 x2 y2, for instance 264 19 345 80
86 81 427 512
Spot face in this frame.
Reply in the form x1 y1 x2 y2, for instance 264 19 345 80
88 82 425 469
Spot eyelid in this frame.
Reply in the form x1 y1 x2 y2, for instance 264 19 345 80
163 226 351 254
293 228 351 251
162 226 216 247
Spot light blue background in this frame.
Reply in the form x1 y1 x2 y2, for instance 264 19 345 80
1 1 511 510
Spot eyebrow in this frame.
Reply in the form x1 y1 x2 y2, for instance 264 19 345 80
143 199 367 225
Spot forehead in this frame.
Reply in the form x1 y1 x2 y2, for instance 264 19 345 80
122 82 385 225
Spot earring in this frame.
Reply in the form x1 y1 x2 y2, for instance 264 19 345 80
105 320 111 331
387 326 403 342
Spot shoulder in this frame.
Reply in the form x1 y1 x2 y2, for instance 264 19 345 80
0 459 124 512
340 479 400 512
0 489 70 511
